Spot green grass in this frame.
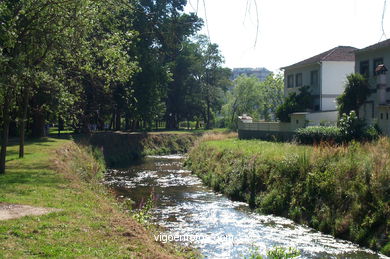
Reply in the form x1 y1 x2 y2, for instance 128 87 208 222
48 127 74 135
145 128 229 135
0 137 182 258
203 138 311 160
187 136 390 256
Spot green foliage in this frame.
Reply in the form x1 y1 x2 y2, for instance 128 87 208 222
295 126 342 144
266 247 301 259
338 111 380 142
187 137 390 255
276 86 313 122
132 191 156 227
244 246 300 259
337 73 370 117
295 111 380 144
222 73 284 129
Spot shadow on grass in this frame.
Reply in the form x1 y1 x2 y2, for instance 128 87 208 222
0 168 61 186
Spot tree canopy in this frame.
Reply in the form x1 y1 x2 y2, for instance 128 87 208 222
0 0 232 174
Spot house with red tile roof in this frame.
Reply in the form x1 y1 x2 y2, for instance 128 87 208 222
281 46 357 112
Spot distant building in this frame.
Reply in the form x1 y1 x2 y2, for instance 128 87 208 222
231 67 271 82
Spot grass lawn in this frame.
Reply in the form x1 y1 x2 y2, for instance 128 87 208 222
0 137 181 258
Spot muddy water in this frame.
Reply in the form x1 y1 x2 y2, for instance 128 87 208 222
105 155 388 259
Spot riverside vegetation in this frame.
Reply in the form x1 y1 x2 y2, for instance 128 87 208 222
186 134 390 255
0 136 196 258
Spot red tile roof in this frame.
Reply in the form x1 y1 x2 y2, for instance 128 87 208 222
281 46 357 70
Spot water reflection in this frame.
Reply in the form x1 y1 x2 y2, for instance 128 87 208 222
105 155 388 259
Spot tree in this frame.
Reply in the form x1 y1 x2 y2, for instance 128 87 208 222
276 85 313 122
0 0 94 173
0 0 139 173
222 73 284 129
337 73 370 117
260 73 284 120
196 36 231 129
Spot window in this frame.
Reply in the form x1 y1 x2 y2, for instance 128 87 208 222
373 58 384 75
287 75 294 88
360 60 369 78
295 73 302 87
310 70 319 87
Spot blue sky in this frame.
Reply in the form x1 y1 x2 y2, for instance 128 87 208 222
185 0 390 72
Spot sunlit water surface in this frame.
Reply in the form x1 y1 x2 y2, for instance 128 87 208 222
105 155 388 259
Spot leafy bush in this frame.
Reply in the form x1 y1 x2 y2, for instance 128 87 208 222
339 111 380 141
276 86 313 122
337 73 370 117
295 126 342 144
295 111 380 144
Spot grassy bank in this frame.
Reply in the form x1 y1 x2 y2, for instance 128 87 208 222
0 138 187 258
87 132 199 166
186 135 390 255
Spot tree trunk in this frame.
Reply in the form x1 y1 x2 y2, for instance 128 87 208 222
125 116 130 131
0 90 12 174
31 109 46 138
206 98 211 129
19 86 30 158
115 110 121 130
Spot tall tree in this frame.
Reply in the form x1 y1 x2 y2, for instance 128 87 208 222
337 73 370 117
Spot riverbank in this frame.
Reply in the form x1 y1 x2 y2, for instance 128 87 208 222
86 132 200 166
0 137 190 258
186 135 390 256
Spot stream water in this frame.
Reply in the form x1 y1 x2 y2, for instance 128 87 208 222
105 154 388 259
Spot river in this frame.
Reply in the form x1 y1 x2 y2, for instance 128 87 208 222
105 154 388 259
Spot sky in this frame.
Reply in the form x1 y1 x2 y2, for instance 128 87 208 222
184 0 390 72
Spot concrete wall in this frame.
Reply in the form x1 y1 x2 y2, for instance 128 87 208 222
284 64 321 97
238 121 291 132
321 61 355 111
377 106 390 136
238 110 339 140
306 111 338 126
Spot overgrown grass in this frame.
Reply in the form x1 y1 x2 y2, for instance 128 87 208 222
0 138 186 258
186 135 390 256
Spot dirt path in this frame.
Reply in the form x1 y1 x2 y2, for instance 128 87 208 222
0 203 60 221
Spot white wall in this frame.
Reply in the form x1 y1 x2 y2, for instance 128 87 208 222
321 61 355 110
321 61 354 94
306 111 338 126
321 97 337 111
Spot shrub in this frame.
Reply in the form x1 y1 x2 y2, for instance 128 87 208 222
276 86 313 122
295 111 380 144
295 126 342 144
337 73 370 117
339 111 380 141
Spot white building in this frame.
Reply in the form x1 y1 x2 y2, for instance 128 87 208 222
231 67 271 82
281 46 357 112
